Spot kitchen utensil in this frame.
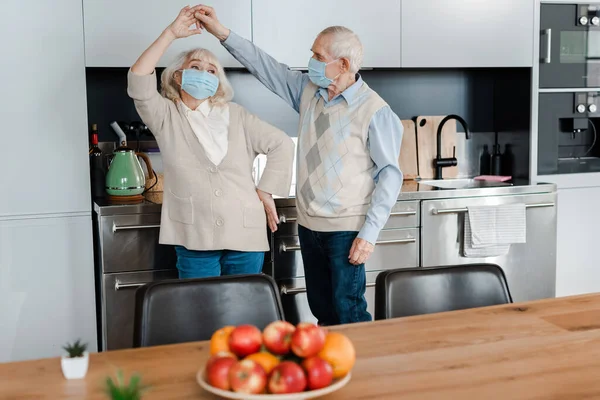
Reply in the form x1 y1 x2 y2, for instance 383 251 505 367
399 119 418 180
105 144 154 198
196 369 351 400
416 115 458 179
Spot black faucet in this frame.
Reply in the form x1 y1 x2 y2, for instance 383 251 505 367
433 114 471 179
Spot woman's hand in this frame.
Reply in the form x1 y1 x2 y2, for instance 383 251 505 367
257 189 279 232
166 6 203 39
131 6 201 75
194 5 231 41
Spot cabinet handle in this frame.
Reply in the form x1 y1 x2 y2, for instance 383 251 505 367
432 202 555 215
541 28 552 64
280 243 301 252
114 280 146 291
389 210 417 217
112 223 160 233
281 282 376 295
278 215 297 224
377 237 416 245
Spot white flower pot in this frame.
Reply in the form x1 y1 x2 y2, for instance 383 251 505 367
61 352 89 379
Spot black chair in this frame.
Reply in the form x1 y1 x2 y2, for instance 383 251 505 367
374 264 513 320
133 273 285 347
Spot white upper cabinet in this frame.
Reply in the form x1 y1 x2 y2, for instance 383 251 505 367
401 0 534 68
0 0 91 217
252 0 402 68
83 0 252 67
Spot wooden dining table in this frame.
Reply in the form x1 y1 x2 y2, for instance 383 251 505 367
3 293 600 399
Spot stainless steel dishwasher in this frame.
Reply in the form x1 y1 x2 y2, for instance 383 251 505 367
93 200 177 350
273 199 420 324
420 192 557 302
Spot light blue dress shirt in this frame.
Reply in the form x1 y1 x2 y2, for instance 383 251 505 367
222 31 404 244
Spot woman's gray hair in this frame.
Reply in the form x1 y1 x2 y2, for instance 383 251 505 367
161 48 234 105
319 26 363 74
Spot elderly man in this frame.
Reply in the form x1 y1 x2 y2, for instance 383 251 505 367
196 6 403 325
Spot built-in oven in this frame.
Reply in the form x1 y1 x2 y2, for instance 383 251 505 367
540 3 600 88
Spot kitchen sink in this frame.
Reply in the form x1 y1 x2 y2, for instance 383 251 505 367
418 178 513 189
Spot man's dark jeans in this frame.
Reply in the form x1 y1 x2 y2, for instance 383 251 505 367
298 225 372 325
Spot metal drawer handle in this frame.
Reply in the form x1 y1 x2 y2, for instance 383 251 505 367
541 28 552 64
278 215 297 224
389 210 417 217
114 280 146 291
377 237 416 245
281 282 376 295
432 202 555 215
112 223 160 233
280 243 301 252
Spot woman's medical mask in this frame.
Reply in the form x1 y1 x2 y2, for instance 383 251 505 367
307 58 340 88
179 69 219 100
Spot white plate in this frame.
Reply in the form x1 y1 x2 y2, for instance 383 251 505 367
197 368 351 400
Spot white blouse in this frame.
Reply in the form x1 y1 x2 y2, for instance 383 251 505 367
180 101 230 166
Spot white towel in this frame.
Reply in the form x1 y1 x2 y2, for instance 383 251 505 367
463 204 526 257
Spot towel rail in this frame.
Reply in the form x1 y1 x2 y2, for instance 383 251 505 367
432 202 555 215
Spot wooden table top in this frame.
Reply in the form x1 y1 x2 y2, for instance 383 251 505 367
3 293 600 399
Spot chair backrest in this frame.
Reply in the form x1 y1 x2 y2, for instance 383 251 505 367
374 264 512 320
133 273 285 347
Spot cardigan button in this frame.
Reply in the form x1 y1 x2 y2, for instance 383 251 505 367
214 189 223 197
209 166 218 173
216 218 224 227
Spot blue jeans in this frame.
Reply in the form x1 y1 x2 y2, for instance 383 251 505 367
298 225 372 326
175 247 265 279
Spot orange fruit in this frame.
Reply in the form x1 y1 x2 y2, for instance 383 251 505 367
210 326 235 355
317 332 356 379
245 352 280 374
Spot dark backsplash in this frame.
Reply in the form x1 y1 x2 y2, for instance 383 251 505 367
85 66 531 177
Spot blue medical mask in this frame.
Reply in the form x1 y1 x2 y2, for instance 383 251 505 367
308 57 340 88
180 69 219 100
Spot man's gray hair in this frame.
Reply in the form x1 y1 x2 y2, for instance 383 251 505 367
319 26 363 74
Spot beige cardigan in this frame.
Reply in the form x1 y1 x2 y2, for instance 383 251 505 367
127 70 294 252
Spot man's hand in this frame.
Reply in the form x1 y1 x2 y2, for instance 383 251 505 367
257 189 279 232
348 238 374 266
193 5 231 41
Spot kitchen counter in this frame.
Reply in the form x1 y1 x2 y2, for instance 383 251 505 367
93 179 557 215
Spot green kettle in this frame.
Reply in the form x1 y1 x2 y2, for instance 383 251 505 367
105 145 153 197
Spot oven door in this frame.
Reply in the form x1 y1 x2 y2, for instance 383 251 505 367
540 3 600 88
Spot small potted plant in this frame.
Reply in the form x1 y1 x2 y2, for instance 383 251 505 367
105 370 148 400
61 339 89 379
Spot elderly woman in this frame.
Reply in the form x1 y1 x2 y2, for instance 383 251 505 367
127 6 294 279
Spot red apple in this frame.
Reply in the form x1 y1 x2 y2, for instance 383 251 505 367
263 321 296 355
290 323 326 358
301 356 334 390
228 359 267 394
206 351 237 371
206 355 237 390
229 325 263 357
268 361 307 394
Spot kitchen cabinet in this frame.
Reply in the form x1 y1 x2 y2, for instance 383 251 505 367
401 0 534 68
252 0 401 68
0 216 97 362
0 0 91 217
82 0 251 67
556 187 600 297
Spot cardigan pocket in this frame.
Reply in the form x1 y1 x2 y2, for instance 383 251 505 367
243 206 266 228
168 190 194 225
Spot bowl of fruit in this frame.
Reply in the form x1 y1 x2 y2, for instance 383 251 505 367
197 321 355 399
